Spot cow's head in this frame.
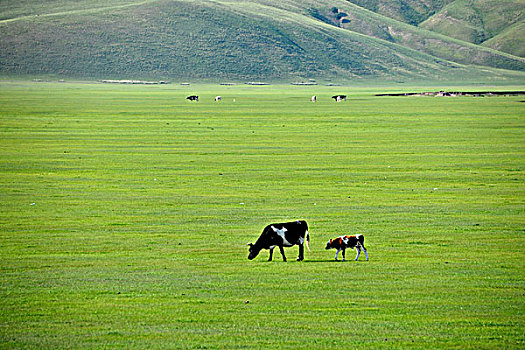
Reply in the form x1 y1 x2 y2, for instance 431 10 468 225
325 239 334 250
247 243 260 260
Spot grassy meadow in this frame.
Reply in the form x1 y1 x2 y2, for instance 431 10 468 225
0 81 523 349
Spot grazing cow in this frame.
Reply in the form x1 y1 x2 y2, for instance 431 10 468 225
248 220 310 261
311 95 317 102
325 234 368 261
215 96 222 102
186 95 199 101
332 94 347 102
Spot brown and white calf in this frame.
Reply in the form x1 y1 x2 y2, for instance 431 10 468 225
248 220 310 261
325 234 368 261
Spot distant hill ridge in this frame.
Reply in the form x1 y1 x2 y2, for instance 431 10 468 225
0 0 523 82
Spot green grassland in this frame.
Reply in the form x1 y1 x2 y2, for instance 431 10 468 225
0 82 524 349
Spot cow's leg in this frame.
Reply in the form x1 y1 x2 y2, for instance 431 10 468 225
335 249 340 261
268 247 274 261
342 248 346 261
279 245 287 262
362 246 369 261
297 244 304 261
355 246 361 261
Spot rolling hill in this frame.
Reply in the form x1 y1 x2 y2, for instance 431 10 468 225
419 0 525 56
343 0 456 26
482 21 525 58
0 0 524 82
345 0 525 58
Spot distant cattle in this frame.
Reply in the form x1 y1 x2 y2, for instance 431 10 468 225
215 96 222 102
311 95 317 102
186 95 199 101
332 94 347 102
325 234 368 261
248 220 310 261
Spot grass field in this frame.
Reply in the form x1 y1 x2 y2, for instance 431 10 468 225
0 81 524 349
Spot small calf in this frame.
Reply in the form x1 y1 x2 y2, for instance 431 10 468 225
325 234 368 261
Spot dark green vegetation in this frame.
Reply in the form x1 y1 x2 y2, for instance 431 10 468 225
0 0 524 81
1 82 524 348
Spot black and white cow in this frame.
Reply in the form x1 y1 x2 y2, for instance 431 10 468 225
248 220 310 261
332 94 347 102
186 95 199 101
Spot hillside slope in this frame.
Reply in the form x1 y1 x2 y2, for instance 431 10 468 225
482 21 525 58
419 0 524 54
314 1 524 71
344 0 455 25
0 0 523 81
344 0 525 58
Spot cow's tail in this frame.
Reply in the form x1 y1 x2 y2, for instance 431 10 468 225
298 220 311 252
305 230 311 252
356 234 364 246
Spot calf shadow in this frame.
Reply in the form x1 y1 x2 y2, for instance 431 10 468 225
302 259 369 263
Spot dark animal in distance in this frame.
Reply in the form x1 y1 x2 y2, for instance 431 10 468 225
186 95 199 101
332 94 347 102
248 220 310 261
325 234 368 261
